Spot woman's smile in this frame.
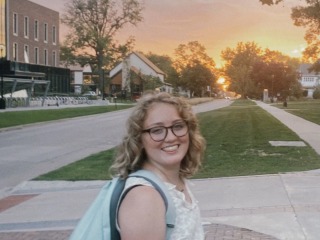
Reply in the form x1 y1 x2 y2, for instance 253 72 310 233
161 144 179 152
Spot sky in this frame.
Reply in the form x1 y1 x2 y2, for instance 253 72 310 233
30 0 306 67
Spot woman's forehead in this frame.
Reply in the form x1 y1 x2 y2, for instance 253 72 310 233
144 103 181 124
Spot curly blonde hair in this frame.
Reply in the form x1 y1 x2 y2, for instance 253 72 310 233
110 92 206 179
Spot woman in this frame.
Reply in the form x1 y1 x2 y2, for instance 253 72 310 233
110 92 206 240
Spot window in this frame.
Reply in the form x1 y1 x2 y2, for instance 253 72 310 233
13 42 18 61
44 49 48 65
34 20 39 40
24 16 29 38
34 47 39 64
13 13 18 35
52 25 56 44
52 50 56 66
24 45 29 63
44 23 48 42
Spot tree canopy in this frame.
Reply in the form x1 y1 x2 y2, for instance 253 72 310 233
221 42 262 98
180 61 215 97
221 41 301 99
173 41 216 74
144 52 179 87
61 0 144 92
259 0 320 72
173 41 216 96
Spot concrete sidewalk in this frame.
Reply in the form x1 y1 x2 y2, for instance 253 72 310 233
0 100 320 240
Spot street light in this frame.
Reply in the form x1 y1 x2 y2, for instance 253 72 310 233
0 44 6 109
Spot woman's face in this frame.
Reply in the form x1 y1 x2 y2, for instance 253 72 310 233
141 103 189 169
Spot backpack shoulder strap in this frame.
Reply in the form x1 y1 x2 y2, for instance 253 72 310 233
117 169 176 239
109 177 126 240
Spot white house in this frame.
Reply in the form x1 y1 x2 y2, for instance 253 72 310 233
299 63 320 98
109 52 173 98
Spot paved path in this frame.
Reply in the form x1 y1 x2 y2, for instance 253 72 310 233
255 101 320 155
1 100 320 239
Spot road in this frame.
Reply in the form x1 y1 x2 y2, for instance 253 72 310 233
0 99 232 197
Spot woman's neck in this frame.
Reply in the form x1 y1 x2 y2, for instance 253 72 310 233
143 162 184 191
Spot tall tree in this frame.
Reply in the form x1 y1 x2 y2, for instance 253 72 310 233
259 0 320 72
144 52 179 87
173 41 216 94
221 42 263 98
291 1 320 72
251 60 301 100
61 0 144 94
173 41 216 74
180 61 215 97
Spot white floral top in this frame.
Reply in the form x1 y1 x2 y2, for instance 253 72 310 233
121 177 204 240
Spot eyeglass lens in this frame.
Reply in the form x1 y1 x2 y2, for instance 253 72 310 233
148 122 188 141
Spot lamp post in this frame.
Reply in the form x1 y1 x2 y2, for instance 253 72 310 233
0 45 6 109
102 70 105 100
271 74 274 103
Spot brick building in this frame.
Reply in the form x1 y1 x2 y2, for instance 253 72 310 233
0 0 70 100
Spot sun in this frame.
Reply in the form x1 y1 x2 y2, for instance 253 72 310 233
217 77 225 85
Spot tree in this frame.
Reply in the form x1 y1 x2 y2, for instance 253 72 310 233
61 0 144 95
144 52 179 87
173 41 216 94
59 40 77 67
180 61 215 97
313 86 320 99
291 1 320 72
221 42 263 98
251 60 301 100
142 75 163 92
259 0 320 72
173 41 216 74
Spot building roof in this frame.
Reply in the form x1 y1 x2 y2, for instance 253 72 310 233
299 63 320 76
109 52 165 78
133 52 165 75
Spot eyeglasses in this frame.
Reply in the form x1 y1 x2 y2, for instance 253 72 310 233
142 121 188 142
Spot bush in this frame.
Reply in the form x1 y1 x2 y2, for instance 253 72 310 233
303 90 308 97
313 87 320 99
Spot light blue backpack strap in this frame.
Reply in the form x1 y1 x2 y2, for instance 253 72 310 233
128 169 176 239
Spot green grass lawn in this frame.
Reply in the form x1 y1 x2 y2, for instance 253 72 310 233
35 99 320 181
272 99 320 125
0 105 133 129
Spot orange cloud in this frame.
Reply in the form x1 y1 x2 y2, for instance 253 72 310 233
31 0 306 66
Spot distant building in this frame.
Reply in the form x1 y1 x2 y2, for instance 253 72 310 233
109 52 173 99
299 64 320 98
68 64 95 95
0 0 70 98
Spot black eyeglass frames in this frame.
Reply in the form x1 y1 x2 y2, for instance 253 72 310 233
142 121 188 142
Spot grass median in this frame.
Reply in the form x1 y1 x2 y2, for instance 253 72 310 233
35 99 320 181
272 99 320 125
0 105 133 129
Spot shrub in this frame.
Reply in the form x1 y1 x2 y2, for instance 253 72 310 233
313 87 320 99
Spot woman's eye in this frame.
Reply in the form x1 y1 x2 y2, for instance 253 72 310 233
150 127 164 135
173 123 184 130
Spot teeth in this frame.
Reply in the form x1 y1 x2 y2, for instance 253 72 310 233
163 145 178 151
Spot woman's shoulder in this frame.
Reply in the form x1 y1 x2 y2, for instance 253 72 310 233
120 176 166 211
125 176 153 189
118 178 166 239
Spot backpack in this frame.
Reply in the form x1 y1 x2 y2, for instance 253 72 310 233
69 169 176 240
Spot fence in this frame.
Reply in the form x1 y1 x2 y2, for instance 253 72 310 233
4 96 93 108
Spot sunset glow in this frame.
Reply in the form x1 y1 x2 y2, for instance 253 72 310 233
217 77 225 85
31 0 307 66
